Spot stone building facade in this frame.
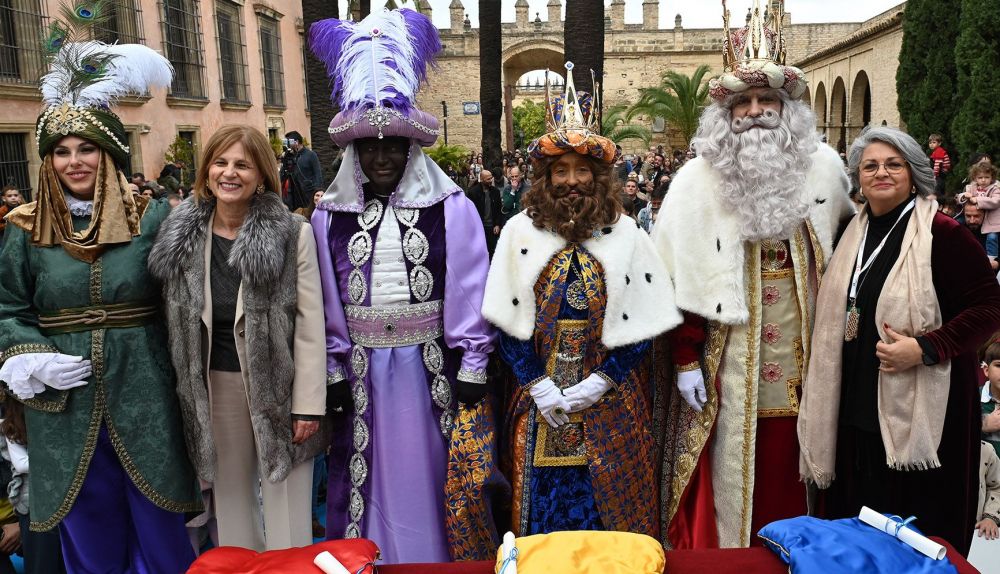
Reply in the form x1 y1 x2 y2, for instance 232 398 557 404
794 4 905 155
417 0 901 153
0 0 311 198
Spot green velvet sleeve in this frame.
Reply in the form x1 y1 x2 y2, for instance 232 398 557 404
0 224 66 410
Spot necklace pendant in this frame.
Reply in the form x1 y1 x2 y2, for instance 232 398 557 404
565 279 589 310
845 305 860 341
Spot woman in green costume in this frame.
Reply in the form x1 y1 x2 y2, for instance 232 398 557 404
0 33 200 574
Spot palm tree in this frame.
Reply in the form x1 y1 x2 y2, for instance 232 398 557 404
564 0 606 124
302 0 340 184
602 104 651 146
627 65 712 148
479 0 503 175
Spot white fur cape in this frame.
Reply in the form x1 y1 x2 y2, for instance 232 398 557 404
651 144 854 325
483 212 682 349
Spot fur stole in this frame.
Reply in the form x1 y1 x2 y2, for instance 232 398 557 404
149 192 301 287
652 144 854 325
149 192 325 484
483 212 682 349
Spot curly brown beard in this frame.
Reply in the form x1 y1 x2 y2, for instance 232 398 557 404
522 155 621 243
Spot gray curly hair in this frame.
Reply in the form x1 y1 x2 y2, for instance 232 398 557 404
847 126 936 197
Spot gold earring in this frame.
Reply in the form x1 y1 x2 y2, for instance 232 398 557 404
255 183 265 195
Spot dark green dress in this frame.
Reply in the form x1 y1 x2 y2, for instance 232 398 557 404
0 199 200 531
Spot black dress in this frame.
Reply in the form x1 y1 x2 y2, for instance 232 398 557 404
823 199 1000 555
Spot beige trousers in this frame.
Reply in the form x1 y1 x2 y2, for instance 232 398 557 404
208 370 313 551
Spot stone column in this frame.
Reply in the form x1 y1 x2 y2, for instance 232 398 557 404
547 0 561 29
610 0 625 31
674 14 684 49
449 0 464 35
515 0 529 29
416 0 432 20
642 0 659 30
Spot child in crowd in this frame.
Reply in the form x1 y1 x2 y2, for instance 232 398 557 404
981 341 1000 458
978 441 1000 541
928 133 951 195
958 161 1000 261
0 398 65 574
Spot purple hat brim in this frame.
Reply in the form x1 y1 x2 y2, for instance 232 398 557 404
329 106 439 148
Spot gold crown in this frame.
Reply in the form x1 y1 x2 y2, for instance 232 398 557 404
721 0 786 72
528 62 619 165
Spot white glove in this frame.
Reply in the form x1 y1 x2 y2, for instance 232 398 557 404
677 369 707 412
0 353 91 400
528 377 571 428
563 373 613 413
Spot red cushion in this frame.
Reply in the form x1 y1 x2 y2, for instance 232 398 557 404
187 539 380 574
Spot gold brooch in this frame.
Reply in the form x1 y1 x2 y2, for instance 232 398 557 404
45 103 89 136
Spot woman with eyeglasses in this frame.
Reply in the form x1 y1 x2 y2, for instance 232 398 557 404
798 126 1000 554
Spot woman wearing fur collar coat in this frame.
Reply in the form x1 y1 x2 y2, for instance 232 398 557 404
149 125 328 551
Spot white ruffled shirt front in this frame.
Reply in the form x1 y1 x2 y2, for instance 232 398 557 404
64 192 94 217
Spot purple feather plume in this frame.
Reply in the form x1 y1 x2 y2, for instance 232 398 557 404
308 8 441 109
399 8 441 86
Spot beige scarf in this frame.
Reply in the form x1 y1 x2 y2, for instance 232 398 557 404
799 196 951 488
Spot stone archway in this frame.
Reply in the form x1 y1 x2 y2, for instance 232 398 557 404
849 70 872 144
801 85 812 108
502 40 565 88
813 82 828 140
501 40 565 149
829 77 848 153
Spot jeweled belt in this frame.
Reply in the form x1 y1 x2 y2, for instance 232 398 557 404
38 300 158 335
345 300 444 348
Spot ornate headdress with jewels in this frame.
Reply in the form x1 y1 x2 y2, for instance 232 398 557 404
310 9 441 148
528 62 620 165
708 0 806 102
35 1 173 168
7 0 174 264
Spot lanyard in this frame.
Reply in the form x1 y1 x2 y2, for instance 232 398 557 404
848 199 915 302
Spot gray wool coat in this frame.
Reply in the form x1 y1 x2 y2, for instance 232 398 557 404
148 192 328 484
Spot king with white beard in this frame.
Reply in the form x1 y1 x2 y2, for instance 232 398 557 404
651 0 854 550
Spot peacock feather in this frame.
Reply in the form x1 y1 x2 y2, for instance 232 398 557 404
40 0 173 108
59 0 111 28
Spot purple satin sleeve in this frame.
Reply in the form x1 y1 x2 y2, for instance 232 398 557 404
311 209 352 382
442 193 496 381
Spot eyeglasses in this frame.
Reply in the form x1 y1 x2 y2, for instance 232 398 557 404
859 160 908 176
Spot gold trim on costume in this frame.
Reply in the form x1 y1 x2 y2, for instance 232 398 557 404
89 259 103 305
760 268 794 280
30 329 105 532
0 343 60 363
533 412 588 467
793 227 813 376
758 335 804 418
103 411 202 514
739 246 762 547
535 319 591 468
676 361 701 373
542 319 590 375
805 220 826 273
665 322 725 526
757 379 802 418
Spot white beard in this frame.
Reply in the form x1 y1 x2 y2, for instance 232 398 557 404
692 99 819 242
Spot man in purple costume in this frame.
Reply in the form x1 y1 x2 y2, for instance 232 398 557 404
309 9 495 564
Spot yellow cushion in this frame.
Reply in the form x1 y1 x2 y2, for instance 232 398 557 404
494 531 665 574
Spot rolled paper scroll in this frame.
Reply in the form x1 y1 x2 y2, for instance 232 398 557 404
858 506 946 560
500 531 518 574
314 551 352 574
